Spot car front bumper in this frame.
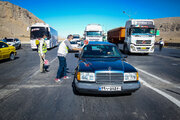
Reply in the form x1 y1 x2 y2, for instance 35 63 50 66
74 79 141 94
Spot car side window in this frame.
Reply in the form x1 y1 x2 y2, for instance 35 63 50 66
15 39 19 42
0 42 8 48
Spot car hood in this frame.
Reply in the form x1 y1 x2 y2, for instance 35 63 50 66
78 58 137 73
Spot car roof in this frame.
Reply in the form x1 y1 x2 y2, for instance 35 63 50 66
88 41 115 46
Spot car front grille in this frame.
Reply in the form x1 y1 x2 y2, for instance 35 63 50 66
136 40 151 45
96 72 124 84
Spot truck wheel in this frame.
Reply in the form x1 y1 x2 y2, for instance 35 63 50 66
144 53 149 55
10 53 15 60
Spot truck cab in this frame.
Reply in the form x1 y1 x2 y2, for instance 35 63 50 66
124 19 156 54
84 24 103 42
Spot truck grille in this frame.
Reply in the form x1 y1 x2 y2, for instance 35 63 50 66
96 72 124 84
136 40 151 45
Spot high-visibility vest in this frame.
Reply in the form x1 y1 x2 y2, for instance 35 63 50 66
58 40 69 55
38 42 47 54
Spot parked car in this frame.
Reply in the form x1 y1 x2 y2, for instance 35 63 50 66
73 41 140 95
70 40 79 48
0 41 17 60
3 38 21 49
70 40 82 48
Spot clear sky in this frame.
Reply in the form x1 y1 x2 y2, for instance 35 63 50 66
2 0 180 38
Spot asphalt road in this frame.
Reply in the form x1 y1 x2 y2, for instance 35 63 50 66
0 44 179 120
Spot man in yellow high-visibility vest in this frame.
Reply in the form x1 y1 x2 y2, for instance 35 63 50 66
38 34 48 73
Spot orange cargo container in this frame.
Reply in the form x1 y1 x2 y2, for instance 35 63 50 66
107 27 125 44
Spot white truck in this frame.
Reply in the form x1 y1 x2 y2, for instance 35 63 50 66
123 19 156 54
27 23 58 50
84 24 103 41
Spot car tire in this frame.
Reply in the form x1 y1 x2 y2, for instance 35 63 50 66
124 93 132 96
9 53 15 60
72 80 80 95
19 44 21 49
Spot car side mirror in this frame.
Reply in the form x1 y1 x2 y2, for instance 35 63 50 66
75 53 79 58
123 55 128 58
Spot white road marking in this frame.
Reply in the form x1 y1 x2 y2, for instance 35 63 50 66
28 57 57 79
140 78 180 108
172 63 178 66
136 68 172 84
0 89 19 100
0 57 58 100
81 97 85 113
50 57 57 64
13 84 61 89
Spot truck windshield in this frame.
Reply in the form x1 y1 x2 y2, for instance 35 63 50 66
87 31 102 36
82 45 121 58
73 36 80 39
132 28 155 35
30 27 50 39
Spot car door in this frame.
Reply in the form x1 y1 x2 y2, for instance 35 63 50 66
16 39 20 47
0 42 3 60
13 39 17 48
0 42 10 59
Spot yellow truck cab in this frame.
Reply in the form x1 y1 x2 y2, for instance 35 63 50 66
0 41 17 60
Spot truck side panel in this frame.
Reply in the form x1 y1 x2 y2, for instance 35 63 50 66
107 27 125 44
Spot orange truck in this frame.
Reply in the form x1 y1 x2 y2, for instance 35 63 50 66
107 27 125 44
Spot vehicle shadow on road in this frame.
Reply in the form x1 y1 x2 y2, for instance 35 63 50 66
73 92 132 97
0 57 20 64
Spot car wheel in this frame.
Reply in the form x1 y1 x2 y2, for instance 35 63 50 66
19 44 21 49
72 79 80 95
124 92 132 96
10 53 15 60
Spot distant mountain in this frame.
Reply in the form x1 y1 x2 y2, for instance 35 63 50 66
154 17 180 43
0 1 44 42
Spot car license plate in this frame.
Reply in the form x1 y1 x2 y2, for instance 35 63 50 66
141 47 146 49
99 86 121 91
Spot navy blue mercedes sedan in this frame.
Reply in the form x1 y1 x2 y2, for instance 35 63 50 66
73 41 140 95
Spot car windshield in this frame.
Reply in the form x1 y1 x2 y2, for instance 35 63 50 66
70 41 77 44
87 31 102 36
6 39 14 42
73 36 80 39
82 45 122 58
132 28 155 35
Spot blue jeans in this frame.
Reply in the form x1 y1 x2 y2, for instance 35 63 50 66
56 56 67 79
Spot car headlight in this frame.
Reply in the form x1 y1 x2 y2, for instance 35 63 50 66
77 72 95 82
124 72 138 81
